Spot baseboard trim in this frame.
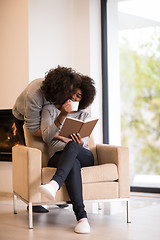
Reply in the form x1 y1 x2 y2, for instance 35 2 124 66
0 192 13 197
130 192 160 198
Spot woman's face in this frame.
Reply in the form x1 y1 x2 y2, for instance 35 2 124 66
70 88 82 102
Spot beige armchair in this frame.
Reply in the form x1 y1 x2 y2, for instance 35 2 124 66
12 124 130 229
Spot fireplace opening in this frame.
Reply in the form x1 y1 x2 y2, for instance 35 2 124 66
0 109 24 161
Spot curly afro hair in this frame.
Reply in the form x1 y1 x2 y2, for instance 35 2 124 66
41 66 81 105
78 74 96 110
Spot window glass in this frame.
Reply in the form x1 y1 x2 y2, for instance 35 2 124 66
118 0 160 188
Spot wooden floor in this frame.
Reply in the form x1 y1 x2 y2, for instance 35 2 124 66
0 194 160 240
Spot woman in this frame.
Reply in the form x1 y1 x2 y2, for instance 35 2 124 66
40 74 96 234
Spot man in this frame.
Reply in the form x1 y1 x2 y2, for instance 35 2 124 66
12 66 81 212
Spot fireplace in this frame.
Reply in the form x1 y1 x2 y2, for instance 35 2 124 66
0 109 24 161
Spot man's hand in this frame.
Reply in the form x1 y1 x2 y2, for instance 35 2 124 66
33 129 42 137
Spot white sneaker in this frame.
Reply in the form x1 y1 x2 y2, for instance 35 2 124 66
39 184 56 201
74 221 91 234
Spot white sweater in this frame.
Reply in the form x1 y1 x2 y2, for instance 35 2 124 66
41 104 90 158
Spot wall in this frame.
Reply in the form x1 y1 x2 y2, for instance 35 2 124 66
107 0 121 145
0 0 29 109
28 0 92 79
89 0 102 130
0 0 102 194
0 0 29 195
29 0 102 143
28 0 75 81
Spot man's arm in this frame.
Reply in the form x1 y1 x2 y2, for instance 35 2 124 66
32 129 42 137
24 90 43 134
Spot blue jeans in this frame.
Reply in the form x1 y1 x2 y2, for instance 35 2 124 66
48 141 94 221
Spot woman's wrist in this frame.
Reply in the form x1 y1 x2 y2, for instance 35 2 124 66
55 113 67 129
57 117 62 126
58 112 68 122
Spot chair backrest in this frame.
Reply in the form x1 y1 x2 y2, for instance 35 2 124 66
23 124 49 167
23 124 98 167
88 134 98 165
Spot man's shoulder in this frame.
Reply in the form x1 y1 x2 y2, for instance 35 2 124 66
27 78 44 91
26 78 44 100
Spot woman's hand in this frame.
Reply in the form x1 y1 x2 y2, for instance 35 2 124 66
60 100 72 116
54 133 72 143
70 133 83 145
54 100 72 129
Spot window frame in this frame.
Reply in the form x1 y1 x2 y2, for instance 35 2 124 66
101 0 160 194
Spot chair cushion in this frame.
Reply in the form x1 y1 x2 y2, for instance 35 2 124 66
81 163 118 183
42 163 118 185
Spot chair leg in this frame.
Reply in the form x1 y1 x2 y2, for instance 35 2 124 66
126 199 131 223
28 202 33 229
13 194 17 214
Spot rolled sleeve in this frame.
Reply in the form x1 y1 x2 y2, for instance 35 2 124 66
41 105 59 143
24 92 43 133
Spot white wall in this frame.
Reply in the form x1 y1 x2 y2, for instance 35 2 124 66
72 0 90 74
28 0 75 80
0 0 102 194
28 0 100 78
89 0 102 141
107 0 121 145
28 0 102 143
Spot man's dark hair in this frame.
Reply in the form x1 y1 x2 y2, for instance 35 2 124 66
41 66 81 105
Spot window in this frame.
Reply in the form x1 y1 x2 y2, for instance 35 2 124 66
105 0 160 192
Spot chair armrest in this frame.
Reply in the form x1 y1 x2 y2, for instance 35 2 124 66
12 145 42 202
96 144 130 198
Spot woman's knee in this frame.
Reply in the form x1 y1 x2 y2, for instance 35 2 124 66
65 141 79 152
66 141 77 148
71 159 81 173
